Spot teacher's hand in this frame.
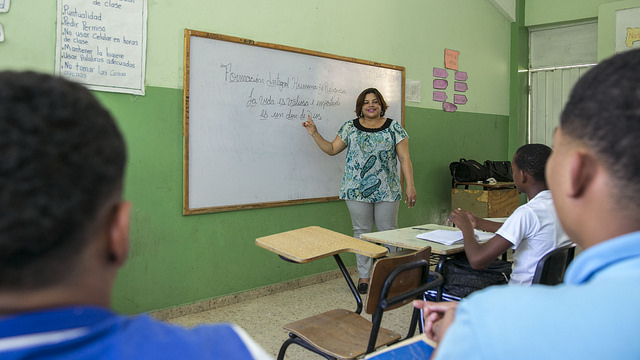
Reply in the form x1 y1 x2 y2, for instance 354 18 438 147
302 114 318 136
405 184 417 208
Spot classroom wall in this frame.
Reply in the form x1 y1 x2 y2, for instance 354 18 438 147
0 0 514 314
525 0 617 27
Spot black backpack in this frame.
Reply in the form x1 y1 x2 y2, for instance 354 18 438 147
441 253 512 298
449 158 490 183
484 160 513 182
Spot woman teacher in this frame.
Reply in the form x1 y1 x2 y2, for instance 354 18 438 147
302 88 417 294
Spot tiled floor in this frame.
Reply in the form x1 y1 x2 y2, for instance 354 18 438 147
164 271 417 359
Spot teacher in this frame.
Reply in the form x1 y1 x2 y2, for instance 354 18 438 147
302 87 417 294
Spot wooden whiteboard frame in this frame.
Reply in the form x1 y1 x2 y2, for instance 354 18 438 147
183 29 405 215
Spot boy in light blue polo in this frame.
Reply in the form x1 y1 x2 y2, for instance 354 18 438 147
415 49 640 359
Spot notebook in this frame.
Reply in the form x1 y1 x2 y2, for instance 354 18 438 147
364 334 435 359
416 229 494 245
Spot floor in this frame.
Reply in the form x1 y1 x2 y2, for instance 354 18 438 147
164 270 418 359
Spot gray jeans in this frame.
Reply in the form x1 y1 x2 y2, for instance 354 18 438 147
345 200 400 279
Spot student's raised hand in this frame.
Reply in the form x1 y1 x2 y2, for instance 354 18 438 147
413 300 458 342
449 208 474 233
302 114 318 136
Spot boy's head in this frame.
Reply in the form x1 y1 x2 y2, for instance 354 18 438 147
512 144 552 191
0 71 127 290
546 49 640 246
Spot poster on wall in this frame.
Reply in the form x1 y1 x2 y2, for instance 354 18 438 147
615 7 640 54
54 0 147 95
433 49 468 113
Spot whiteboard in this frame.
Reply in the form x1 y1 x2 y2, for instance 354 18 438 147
183 30 405 214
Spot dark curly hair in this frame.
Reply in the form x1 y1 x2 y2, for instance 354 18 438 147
0 71 126 289
560 49 640 209
514 144 552 184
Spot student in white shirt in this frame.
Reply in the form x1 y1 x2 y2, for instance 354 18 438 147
449 143 570 286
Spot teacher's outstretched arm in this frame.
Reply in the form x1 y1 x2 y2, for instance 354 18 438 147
302 114 346 156
396 138 417 208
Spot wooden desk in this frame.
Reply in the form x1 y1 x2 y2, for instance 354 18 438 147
360 224 466 255
361 224 468 301
256 226 388 312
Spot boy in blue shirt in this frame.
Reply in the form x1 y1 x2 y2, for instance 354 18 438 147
0 71 271 359
415 48 640 359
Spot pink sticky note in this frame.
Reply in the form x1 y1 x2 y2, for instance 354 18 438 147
454 82 468 92
454 94 467 105
433 79 448 90
433 91 447 102
433 67 448 78
455 72 468 81
443 102 457 112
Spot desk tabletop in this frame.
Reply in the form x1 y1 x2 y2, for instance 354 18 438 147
360 224 467 255
256 226 388 263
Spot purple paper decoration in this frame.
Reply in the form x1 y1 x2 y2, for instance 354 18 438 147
433 67 448 78
455 71 468 81
454 82 468 92
433 53 469 113
443 102 457 112
433 79 448 90
433 91 447 102
454 94 467 105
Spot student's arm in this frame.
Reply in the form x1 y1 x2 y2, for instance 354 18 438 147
473 217 503 233
396 138 417 207
449 209 512 269
302 115 346 155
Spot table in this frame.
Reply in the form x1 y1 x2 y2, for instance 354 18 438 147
360 224 465 269
256 226 388 313
360 224 469 301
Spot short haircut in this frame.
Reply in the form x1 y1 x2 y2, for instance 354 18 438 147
514 143 552 184
354 88 388 117
0 71 127 289
560 49 640 208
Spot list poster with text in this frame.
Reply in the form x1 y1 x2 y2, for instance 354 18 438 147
55 0 147 95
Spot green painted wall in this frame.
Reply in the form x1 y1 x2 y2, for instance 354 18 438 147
525 0 618 27
1 0 516 314
508 0 529 157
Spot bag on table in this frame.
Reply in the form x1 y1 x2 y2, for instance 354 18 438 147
448 158 490 183
484 160 513 182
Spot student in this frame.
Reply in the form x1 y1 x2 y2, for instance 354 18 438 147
0 71 271 359
414 49 640 359
449 144 570 287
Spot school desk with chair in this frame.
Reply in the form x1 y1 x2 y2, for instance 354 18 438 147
255 226 443 359
360 223 500 301
255 226 388 314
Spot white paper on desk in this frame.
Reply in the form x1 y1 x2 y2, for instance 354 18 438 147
416 229 493 245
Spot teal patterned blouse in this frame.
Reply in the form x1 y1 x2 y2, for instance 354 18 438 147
337 118 408 203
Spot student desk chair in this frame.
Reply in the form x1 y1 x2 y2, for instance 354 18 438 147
256 226 388 314
275 247 443 359
532 244 576 285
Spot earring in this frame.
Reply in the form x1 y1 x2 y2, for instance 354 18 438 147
380 110 384 116
359 111 363 117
